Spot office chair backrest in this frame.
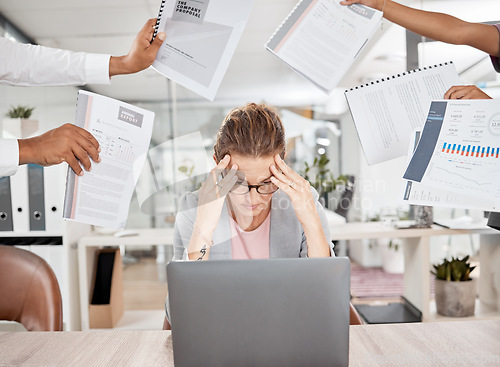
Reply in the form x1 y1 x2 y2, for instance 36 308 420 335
0 245 63 331
349 303 363 325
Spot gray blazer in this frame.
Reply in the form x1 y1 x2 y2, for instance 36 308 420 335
172 188 332 260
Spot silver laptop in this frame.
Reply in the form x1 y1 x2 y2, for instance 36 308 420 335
167 257 350 367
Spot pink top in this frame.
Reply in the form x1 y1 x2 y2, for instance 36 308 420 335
230 214 271 260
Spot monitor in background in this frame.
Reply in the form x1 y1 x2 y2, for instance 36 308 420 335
167 257 350 367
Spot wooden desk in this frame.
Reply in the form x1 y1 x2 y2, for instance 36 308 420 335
78 228 175 330
330 222 500 321
1 320 499 366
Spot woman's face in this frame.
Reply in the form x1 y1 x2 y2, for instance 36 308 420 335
225 154 278 217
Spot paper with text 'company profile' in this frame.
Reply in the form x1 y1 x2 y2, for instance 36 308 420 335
152 0 255 101
63 91 154 228
403 100 500 211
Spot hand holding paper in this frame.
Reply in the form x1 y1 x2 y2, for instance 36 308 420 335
18 124 101 176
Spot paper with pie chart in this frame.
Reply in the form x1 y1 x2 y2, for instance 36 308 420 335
403 100 500 210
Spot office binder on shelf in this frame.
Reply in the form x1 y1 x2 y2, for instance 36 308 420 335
344 62 461 165
0 177 14 231
44 164 65 233
27 164 46 231
10 165 30 233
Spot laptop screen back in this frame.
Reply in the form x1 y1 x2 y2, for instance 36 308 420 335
167 257 350 367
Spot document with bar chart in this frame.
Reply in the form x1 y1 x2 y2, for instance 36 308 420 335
403 100 500 210
402 131 494 210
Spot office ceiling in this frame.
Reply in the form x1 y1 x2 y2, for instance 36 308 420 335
0 0 498 106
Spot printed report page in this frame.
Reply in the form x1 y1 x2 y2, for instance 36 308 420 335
63 91 154 228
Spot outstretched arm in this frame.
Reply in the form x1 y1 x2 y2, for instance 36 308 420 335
340 0 500 57
109 18 166 76
18 123 101 176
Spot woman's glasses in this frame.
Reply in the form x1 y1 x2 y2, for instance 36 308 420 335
220 169 279 195
229 180 279 195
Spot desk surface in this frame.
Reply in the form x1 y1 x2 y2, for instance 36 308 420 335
78 228 175 246
1 320 499 366
330 221 497 240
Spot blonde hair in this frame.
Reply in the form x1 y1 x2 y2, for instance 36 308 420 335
213 103 286 162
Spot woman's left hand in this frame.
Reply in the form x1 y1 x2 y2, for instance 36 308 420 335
444 85 492 100
269 154 319 226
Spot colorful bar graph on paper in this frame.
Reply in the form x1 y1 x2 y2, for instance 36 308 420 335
441 142 500 158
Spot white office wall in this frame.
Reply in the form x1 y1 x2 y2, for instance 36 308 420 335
0 85 79 135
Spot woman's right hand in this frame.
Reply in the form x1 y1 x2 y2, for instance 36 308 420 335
194 154 238 239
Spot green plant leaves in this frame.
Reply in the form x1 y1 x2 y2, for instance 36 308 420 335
431 255 476 281
5 105 35 119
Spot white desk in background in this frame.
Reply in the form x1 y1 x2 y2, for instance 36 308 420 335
330 222 500 321
78 228 174 331
1 320 499 366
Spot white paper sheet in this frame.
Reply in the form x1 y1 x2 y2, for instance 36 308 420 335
345 62 461 165
152 0 255 101
267 0 382 93
63 91 154 228
402 130 494 210
403 100 500 211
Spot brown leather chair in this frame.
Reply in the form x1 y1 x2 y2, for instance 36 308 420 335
163 302 363 330
349 303 363 325
0 245 63 331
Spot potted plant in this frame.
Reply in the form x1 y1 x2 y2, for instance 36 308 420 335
303 154 348 208
432 256 477 317
379 239 404 273
3 105 38 138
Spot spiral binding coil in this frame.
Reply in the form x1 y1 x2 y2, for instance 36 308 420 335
153 0 166 39
345 61 453 93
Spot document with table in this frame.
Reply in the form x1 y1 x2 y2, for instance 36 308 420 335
266 0 382 93
63 91 154 228
345 62 461 165
403 100 500 211
152 0 255 100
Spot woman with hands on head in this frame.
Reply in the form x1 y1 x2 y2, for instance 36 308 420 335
172 103 333 262
340 0 499 100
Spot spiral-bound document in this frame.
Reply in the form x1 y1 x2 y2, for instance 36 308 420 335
345 62 461 165
266 0 382 94
151 0 255 101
